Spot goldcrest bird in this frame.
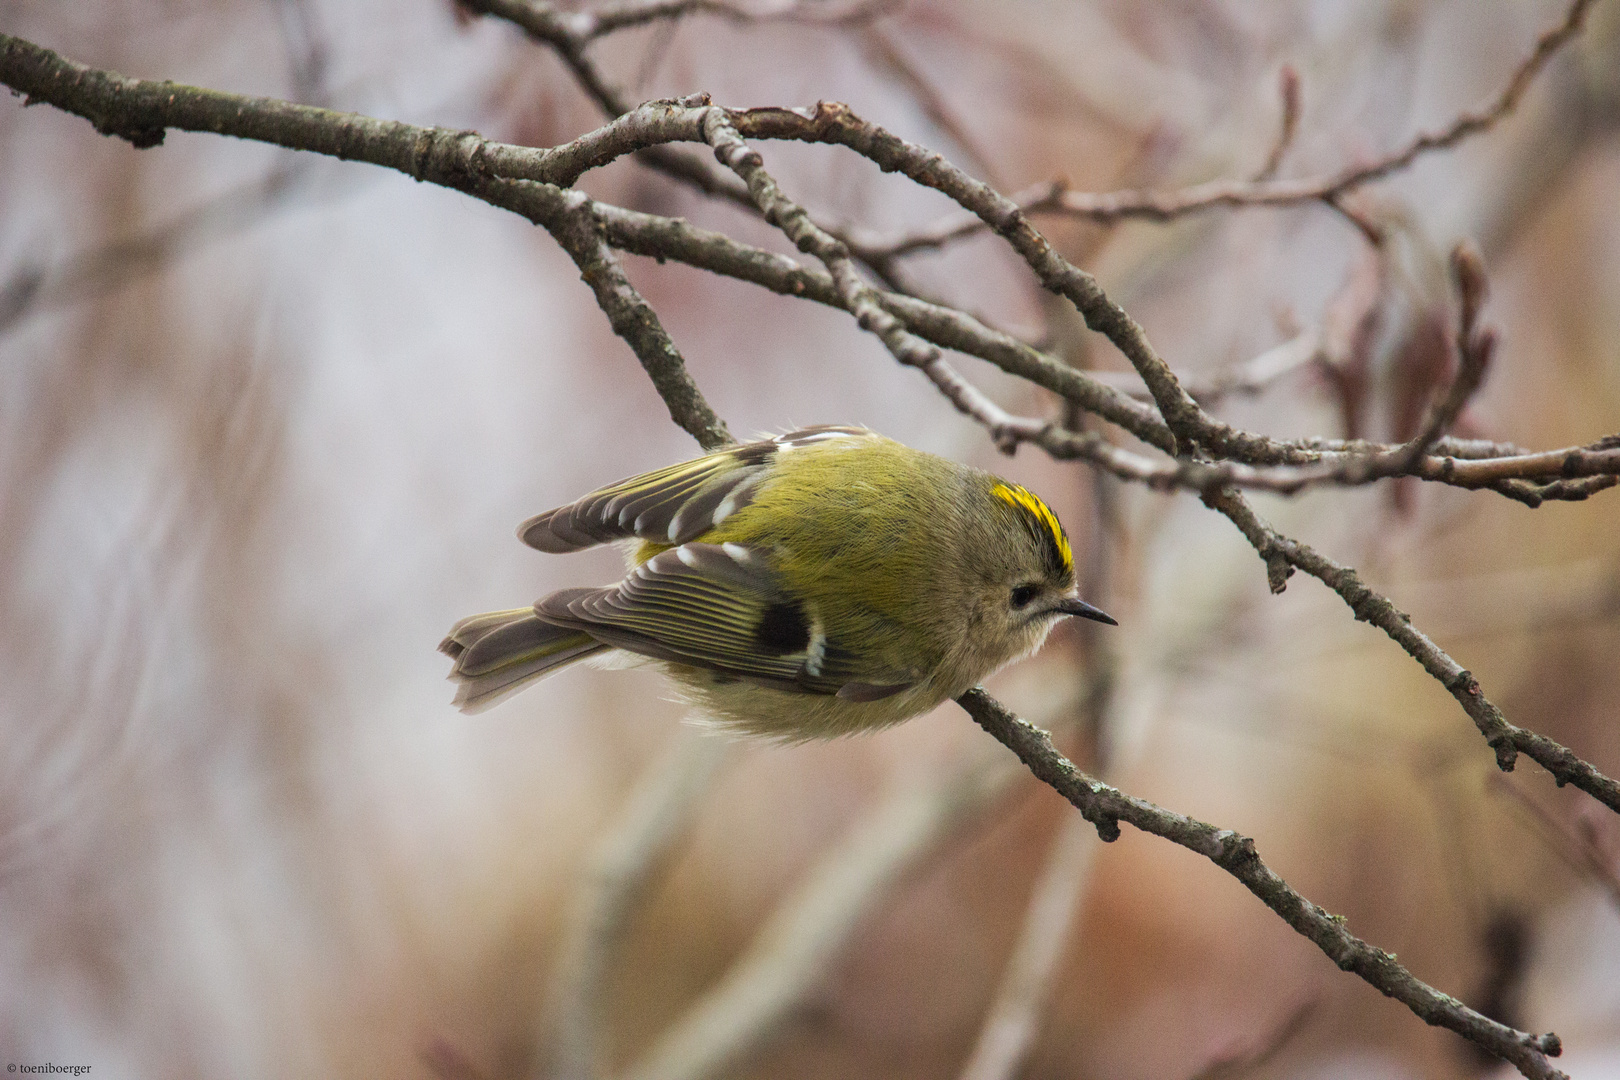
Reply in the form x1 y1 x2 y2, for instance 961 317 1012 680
440 426 1115 739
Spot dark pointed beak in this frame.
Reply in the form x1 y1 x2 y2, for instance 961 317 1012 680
1052 597 1118 625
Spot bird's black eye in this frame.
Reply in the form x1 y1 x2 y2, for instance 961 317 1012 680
1010 583 1040 609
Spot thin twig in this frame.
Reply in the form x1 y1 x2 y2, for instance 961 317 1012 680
1377 239 1496 476
1085 328 1323 406
460 0 757 208
703 109 1036 450
551 0 891 42
955 688 1568 1080
1488 775 1620 916
852 0 1596 255
1253 64 1302 183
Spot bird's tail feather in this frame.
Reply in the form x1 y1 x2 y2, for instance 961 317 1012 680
439 608 607 713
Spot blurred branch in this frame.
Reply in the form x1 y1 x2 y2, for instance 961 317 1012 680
1208 487 1620 817
3 37 732 447
956 811 1096 1080
1385 240 1495 471
1185 998 1318 1080
1488 775 1620 916
855 21 1003 188
270 0 333 106
614 750 1020 1080
1252 64 1301 183
423 1038 494 1080
548 735 732 1080
0 161 309 338
955 688 1569 1080
958 463 1117 1080
852 0 1597 256
1084 327 1323 406
570 0 894 38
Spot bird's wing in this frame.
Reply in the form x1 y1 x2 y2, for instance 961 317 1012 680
518 426 873 553
535 542 915 696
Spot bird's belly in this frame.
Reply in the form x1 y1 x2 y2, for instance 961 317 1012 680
663 664 950 741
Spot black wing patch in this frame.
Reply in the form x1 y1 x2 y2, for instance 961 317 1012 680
534 542 895 696
518 426 873 553
754 599 812 655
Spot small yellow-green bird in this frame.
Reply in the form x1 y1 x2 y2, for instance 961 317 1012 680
441 426 1114 739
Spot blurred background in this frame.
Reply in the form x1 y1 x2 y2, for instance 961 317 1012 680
2 1 1620 1077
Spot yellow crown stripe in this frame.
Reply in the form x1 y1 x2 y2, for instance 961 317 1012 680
991 483 1073 575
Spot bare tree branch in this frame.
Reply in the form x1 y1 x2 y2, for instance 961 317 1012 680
729 101 1214 454
703 109 1039 450
589 204 1617 506
457 0 755 209
853 0 1596 255
955 687 1568 1080
11 36 1615 491
1207 488 1620 817
592 202 1175 447
569 0 894 40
